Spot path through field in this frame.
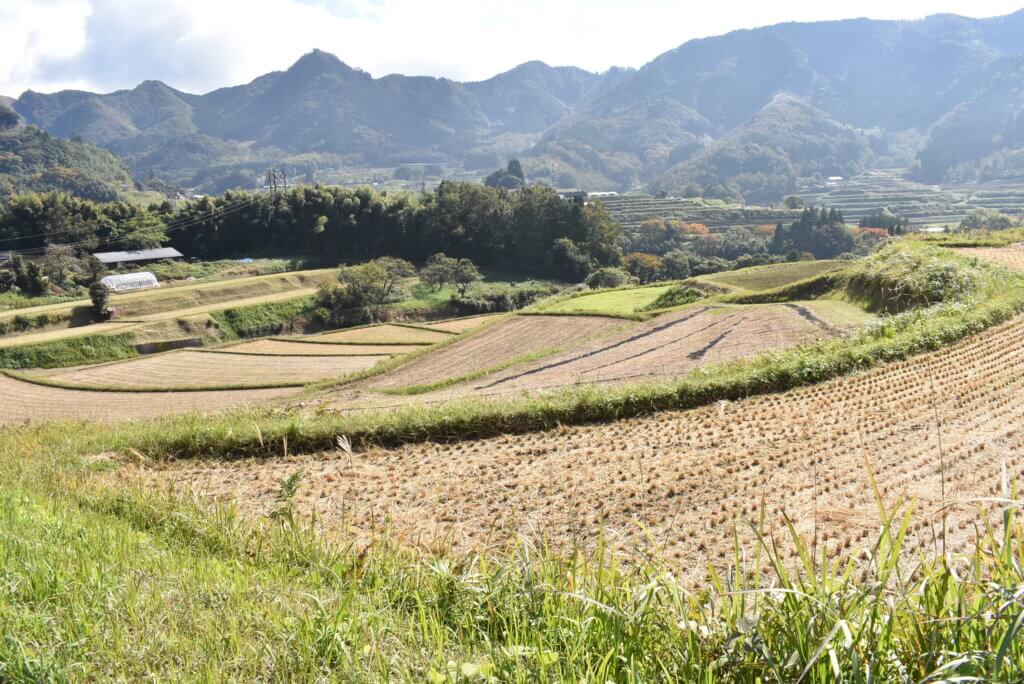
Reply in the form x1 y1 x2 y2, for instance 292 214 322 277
149 314 1024 584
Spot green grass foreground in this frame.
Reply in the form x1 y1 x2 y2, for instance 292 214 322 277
0 422 1022 681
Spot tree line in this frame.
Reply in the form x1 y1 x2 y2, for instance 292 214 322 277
0 182 622 281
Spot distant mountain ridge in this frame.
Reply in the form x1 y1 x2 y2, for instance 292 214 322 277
10 10 1024 200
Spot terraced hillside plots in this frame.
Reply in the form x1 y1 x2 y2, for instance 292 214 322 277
311 324 453 345
540 285 676 316
151 314 1024 584
957 245 1024 272
696 260 839 292
0 374 297 424
40 349 385 389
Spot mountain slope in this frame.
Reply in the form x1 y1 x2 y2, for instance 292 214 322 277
650 96 875 202
0 109 132 201
10 11 1024 197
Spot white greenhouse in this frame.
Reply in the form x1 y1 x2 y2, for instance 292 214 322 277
100 272 160 292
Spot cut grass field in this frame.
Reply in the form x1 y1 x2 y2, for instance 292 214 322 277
694 259 841 293
215 339 419 356
957 245 1024 272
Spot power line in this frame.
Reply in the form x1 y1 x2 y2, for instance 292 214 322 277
7 196 263 258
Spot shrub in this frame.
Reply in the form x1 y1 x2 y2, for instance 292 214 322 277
645 285 705 310
585 267 631 289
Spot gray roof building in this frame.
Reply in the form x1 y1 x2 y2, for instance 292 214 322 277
93 248 184 266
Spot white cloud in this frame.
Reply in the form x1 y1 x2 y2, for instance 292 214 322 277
1 0 1022 96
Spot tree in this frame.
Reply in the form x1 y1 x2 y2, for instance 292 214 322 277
451 258 482 296
661 250 692 280
959 209 1018 232
0 105 18 130
623 252 664 284
507 159 526 182
783 195 805 209
89 282 110 319
42 244 79 288
420 253 457 290
549 238 591 282
585 267 631 289
484 160 527 190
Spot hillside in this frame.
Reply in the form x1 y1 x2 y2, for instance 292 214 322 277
9 11 1024 197
650 96 876 202
0 106 132 201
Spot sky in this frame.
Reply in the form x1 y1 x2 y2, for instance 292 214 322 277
1 0 1022 97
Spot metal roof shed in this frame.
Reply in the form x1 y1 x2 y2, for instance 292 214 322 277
93 248 183 267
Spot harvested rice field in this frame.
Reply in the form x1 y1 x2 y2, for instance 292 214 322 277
310 324 453 345
420 314 501 333
145 313 1024 583
217 339 417 356
957 245 1024 271
357 314 631 390
41 349 385 389
0 374 297 425
474 305 828 392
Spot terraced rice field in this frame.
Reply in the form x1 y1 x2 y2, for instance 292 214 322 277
0 374 297 425
421 315 500 333
146 314 1024 583
311 324 453 345
957 245 1024 272
217 340 417 356
471 305 826 393
43 349 384 389
698 260 839 292
359 315 629 391
540 286 676 316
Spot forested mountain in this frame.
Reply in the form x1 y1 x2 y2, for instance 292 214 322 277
9 10 1024 200
0 104 131 201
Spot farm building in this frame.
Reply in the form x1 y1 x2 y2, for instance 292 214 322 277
100 272 160 292
93 247 183 268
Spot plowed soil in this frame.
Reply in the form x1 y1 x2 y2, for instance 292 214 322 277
0 375 297 425
46 349 384 389
143 315 1024 583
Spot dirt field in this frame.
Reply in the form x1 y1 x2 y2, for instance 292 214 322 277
421 315 500 333
311 324 453 345
43 349 384 389
144 314 1024 583
958 245 1024 271
0 375 297 425
359 315 631 390
218 340 416 356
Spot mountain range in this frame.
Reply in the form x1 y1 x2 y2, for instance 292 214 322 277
6 10 1024 201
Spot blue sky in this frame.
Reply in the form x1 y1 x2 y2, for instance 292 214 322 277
1 0 1022 96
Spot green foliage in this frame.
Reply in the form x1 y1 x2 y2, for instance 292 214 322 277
859 209 910 235
211 297 312 339
0 333 137 369
772 208 854 259
484 159 526 189
584 267 632 289
959 209 1020 233
88 282 109 318
645 285 704 310
622 252 663 284
0 256 50 296
0 125 130 202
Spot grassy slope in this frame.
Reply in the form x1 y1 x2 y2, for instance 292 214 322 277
694 259 841 293
537 283 676 317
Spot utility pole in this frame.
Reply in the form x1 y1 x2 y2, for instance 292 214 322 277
265 168 288 196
